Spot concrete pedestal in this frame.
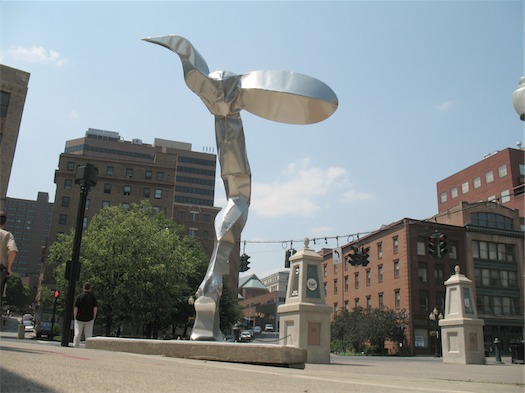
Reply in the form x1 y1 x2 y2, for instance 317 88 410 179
439 266 485 364
278 238 331 364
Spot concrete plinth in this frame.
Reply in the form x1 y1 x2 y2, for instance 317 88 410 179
86 337 306 369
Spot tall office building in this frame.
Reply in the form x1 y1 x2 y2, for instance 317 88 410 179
436 147 524 230
5 192 53 301
0 64 30 210
47 128 226 285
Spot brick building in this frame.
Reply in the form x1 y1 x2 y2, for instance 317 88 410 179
436 147 524 230
4 192 53 301
322 218 466 355
0 64 30 210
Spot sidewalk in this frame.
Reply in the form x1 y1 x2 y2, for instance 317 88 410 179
1 325 523 393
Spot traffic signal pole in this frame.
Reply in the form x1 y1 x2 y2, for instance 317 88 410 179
61 164 97 347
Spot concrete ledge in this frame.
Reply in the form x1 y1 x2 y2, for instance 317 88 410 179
86 337 306 369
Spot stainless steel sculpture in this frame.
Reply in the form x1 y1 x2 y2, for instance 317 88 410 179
143 35 338 340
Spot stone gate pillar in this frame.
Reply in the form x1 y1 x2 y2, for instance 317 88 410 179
277 238 332 364
439 265 485 364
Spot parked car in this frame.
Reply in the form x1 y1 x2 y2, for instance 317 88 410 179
35 321 53 339
239 331 252 342
22 319 34 332
264 323 274 332
253 326 261 334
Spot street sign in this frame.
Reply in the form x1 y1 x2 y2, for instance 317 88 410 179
333 247 342 265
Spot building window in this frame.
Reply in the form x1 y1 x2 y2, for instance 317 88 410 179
435 264 444 284
121 203 130 209
449 244 457 259
156 172 164 181
378 293 384 310
451 187 458 199
393 260 400 279
106 166 114 176
419 290 429 312
0 91 11 117
58 214 67 225
145 170 152 179
377 265 383 283
104 183 111 194
344 276 349 292
395 290 401 310
203 214 211 223
67 161 75 171
500 190 510 203
366 296 372 310
123 185 131 196
417 240 426 256
64 179 72 189
418 263 428 282
61 196 70 208
440 191 447 203
324 283 327 296
154 189 162 199
344 301 349 311
354 298 359 308
461 181 469 194
354 272 359 289
485 170 494 184
102 201 110 208
377 242 382 259
498 164 507 178
471 212 513 230
473 176 481 189
323 264 327 277
126 168 134 178
178 211 185 220
334 279 338 294
189 228 197 237
393 237 399 254
334 264 338 274
366 269 371 286
143 187 151 198
333 303 338 314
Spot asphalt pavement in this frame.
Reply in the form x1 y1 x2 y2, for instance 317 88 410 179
1 315 523 393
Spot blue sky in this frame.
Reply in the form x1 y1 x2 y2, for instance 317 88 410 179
1 1 524 279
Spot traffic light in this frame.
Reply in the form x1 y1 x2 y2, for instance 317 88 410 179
361 246 370 267
348 245 360 266
438 233 448 258
285 250 291 268
240 253 251 272
427 234 438 257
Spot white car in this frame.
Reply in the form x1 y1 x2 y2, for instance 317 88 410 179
253 326 261 334
264 323 274 332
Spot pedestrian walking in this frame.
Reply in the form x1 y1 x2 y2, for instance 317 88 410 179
0 211 18 301
73 282 98 348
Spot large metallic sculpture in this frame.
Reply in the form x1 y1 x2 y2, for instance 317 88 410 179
143 35 338 340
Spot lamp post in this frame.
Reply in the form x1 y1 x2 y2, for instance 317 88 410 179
429 307 443 357
512 76 525 121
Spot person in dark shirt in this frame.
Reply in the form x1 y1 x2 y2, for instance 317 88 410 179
73 282 98 348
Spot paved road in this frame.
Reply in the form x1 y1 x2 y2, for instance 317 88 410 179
1 316 523 393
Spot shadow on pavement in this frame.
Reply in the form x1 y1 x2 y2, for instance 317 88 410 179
0 366 60 393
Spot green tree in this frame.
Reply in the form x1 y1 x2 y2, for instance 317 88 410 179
5 273 30 311
331 307 406 355
219 278 243 333
47 201 209 337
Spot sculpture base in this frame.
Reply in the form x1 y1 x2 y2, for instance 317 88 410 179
86 337 306 369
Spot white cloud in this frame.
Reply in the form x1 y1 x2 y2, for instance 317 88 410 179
251 159 372 218
69 110 78 120
6 45 67 68
437 101 454 111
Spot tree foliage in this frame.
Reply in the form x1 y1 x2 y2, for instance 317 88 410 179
4 273 30 311
47 201 210 337
331 307 407 355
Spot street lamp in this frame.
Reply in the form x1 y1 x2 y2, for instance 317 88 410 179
428 307 443 357
512 76 525 121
